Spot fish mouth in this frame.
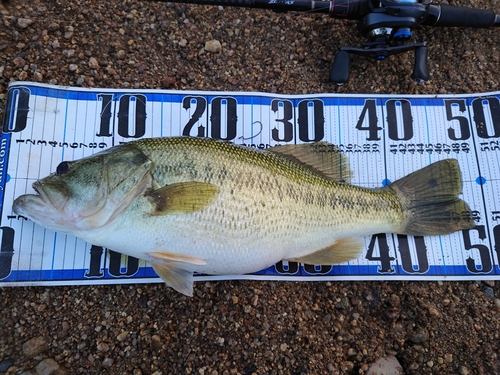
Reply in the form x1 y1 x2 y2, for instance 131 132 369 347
32 180 70 211
13 181 70 222
12 181 73 234
12 190 47 218
31 181 49 203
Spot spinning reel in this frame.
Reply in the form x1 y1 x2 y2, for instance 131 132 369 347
151 0 500 84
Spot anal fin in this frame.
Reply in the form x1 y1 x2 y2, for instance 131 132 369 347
287 238 363 265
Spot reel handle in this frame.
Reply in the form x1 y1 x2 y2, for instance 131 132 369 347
330 51 351 85
329 43 430 84
425 4 500 28
411 46 429 83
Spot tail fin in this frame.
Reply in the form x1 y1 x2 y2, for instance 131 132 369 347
388 159 475 236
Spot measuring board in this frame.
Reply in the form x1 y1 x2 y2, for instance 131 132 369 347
1 82 499 287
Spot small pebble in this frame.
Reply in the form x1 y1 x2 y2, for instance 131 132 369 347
96 342 109 352
63 49 76 58
35 358 68 375
482 286 494 298
204 40 222 53
428 306 441 318
13 57 26 68
64 26 74 39
410 329 429 344
459 365 470 375
77 342 86 350
17 18 33 29
102 357 114 369
18 71 28 80
388 294 400 307
407 362 419 370
0 358 14 372
161 76 177 89
151 335 162 350
334 295 349 309
116 331 128 342
88 57 99 69
341 361 355 371
494 298 500 310
22 336 49 357
367 356 403 375
48 22 60 30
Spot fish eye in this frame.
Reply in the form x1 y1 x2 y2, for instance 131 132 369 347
56 161 71 175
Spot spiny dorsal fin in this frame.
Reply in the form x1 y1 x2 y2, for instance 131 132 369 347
146 181 219 216
287 238 363 265
268 142 352 183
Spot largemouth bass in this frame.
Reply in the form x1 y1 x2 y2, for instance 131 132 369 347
13 137 474 296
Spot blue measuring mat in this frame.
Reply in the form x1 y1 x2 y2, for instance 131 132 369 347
1 82 499 286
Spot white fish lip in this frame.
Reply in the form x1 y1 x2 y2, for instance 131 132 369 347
13 191 47 217
12 181 47 216
13 180 70 221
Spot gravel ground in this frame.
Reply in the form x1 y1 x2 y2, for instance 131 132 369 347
1 0 500 374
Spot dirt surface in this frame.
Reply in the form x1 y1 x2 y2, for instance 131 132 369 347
1 0 500 374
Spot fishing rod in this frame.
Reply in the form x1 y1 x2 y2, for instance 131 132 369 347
152 0 500 84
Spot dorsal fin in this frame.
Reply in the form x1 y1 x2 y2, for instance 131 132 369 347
268 142 352 182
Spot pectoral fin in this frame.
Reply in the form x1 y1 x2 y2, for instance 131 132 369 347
287 238 363 265
151 263 195 297
146 181 219 216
